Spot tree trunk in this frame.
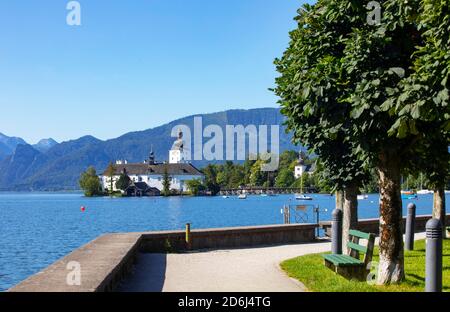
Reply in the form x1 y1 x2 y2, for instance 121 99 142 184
377 151 405 284
343 184 358 253
433 186 446 238
335 190 344 210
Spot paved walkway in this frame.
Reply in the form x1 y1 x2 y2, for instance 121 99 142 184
118 241 331 292
118 232 427 292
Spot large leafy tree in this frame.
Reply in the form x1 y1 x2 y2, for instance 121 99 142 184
274 0 447 284
394 0 450 236
274 1 370 256
340 0 423 283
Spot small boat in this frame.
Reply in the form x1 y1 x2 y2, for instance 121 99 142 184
402 194 418 200
295 194 313 201
222 195 229 199
238 194 247 199
417 189 433 195
446 190 450 194
260 193 268 197
357 195 369 200
401 190 415 195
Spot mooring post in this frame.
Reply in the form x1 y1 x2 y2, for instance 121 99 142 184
405 203 416 251
186 223 192 250
332 209 343 254
426 218 442 292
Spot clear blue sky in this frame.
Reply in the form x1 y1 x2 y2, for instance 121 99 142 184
0 0 308 144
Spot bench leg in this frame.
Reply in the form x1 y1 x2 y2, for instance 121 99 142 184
335 267 367 281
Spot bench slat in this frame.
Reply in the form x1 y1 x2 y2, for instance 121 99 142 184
333 254 361 264
347 241 367 254
323 254 363 267
349 230 371 240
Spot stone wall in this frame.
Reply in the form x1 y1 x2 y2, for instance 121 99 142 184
139 223 318 252
8 223 317 292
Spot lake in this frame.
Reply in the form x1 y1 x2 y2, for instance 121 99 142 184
0 192 447 291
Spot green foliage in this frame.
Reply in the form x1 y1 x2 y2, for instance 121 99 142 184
201 164 221 195
185 179 206 196
273 0 448 284
273 0 372 191
197 151 350 193
275 168 295 188
115 172 131 191
79 166 102 197
105 162 116 194
162 165 171 197
393 0 450 189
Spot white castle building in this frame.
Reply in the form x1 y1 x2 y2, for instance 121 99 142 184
100 130 203 195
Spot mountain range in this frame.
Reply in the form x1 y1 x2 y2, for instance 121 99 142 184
0 108 299 191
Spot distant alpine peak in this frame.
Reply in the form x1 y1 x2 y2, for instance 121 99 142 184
33 138 58 152
36 138 58 146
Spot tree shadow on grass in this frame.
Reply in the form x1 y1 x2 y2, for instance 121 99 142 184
406 273 425 283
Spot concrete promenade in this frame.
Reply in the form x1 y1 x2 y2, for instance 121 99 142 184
118 232 427 292
8 217 437 292
118 242 330 292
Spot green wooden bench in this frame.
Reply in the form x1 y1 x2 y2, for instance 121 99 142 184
322 229 375 280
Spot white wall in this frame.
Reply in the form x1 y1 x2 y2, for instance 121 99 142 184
101 174 203 193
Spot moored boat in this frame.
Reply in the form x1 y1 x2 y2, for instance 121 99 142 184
402 193 418 200
417 189 433 195
295 194 313 201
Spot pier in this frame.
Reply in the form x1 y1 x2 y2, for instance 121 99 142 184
219 186 318 195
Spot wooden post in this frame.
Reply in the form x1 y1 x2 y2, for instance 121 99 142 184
186 223 192 250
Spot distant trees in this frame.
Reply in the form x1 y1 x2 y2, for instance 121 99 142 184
162 165 171 197
115 172 131 191
186 179 206 196
275 168 295 188
201 164 221 195
105 162 116 194
79 167 102 197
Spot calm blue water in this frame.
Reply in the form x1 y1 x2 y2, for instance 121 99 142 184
0 192 447 291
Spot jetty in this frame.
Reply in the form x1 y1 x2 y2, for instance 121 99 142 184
219 186 317 196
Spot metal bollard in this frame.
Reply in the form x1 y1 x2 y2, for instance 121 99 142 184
426 218 442 292
332 209 343 254
405 203 416 251
186 223 192 250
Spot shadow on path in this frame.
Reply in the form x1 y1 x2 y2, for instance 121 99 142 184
117 253 167 292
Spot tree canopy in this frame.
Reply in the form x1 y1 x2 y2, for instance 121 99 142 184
79 166 102 197
274 0 449 284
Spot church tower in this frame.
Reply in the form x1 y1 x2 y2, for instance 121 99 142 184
169 129 185 164
148 145 155 165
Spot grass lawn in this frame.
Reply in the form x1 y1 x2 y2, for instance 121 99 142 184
281 239 450 292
